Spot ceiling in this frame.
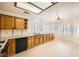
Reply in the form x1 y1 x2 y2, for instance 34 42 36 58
15 2 57 14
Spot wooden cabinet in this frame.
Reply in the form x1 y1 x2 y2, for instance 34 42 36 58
35 36 39 46
39 35 43 44
0 14 14 29
0 14 5 29
43 35 47 43
0 51 1 57
46 34 49 41
27 36 35 49
15 17 25 29
4 34 54 56
7 39 15 56
27 38 32 49
0 14 27 29
31 37 35 47
49 34 53 40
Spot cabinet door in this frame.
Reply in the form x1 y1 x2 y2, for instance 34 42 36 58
15 18 25 29
0 14 14 29
0 51 1 57
49 34 52 41
47 34 50 41
8 39 15 56
0 14 5 29
35 36 39 46
5 16 14 29
43 35 47 43
39 36 43 44
27 36 35 49
31 37 35 47
27 38 32 49
50 34 54 40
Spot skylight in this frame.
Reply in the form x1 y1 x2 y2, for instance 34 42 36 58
15 2 57 14
30 2 53 10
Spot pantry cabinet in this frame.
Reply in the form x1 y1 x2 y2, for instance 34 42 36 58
7 39 15 56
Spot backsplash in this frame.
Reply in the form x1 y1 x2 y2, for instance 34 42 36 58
13 30 22 36
0 30 27 38
1 30 12 37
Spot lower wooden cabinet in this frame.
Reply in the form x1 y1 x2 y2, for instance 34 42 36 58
4 34 55 57
31 37 35 47
0 51 1 57
27 36 35 49
39 35 43 44
50 34 52 40
43 35 47 43
35 36 39 46
50 34 54 40
7 39 15 56
27 38 32 49
46 34 50 41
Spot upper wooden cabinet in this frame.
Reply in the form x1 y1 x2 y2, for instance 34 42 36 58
0 14 27 29
0 14 14 29
15 17 26 29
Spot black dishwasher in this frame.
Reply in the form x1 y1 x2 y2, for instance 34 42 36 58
16 37 27 54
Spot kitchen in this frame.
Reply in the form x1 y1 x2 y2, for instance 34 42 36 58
0 2 79 57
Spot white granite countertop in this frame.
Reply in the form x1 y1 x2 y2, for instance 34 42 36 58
0 33 50 41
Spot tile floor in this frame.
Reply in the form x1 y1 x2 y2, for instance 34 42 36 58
13 35 79 57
